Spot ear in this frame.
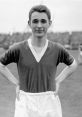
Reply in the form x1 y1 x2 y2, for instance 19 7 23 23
48 20 52 29
28 20 31 27
49 20 52 26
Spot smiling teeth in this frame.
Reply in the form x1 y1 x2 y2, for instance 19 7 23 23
35 29 44 31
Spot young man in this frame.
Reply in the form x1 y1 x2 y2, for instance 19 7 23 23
0 5 77 117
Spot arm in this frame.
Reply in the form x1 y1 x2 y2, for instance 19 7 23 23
0 43 20 85
55 59 77 93
0 62 19 86
0 44 20 99
0 62 20 100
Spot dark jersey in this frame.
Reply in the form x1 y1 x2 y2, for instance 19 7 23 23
0 40 74 93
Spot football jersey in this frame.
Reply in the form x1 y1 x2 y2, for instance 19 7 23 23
0 39 74 93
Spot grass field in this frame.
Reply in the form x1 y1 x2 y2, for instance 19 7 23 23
0 49 82 117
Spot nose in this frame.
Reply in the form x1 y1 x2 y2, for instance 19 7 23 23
37 21 42 28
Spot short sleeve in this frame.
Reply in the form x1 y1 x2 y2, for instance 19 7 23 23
0 43 20 65
57 44 74 66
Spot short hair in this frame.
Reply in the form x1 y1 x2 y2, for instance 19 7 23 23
29 5 51 21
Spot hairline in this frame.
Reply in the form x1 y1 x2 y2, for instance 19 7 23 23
28 5 51 21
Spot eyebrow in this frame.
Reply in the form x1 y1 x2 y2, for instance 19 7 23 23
32 19 47 21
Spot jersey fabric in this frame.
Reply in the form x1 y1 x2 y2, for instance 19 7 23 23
0 39 74 93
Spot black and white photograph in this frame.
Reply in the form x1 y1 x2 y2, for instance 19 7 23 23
0 0 81 117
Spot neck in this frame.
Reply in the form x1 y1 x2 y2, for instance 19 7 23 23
31 35 47 47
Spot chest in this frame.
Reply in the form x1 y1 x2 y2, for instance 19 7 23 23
18 46 58 69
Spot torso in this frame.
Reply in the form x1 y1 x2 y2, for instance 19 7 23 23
0 38 74 93
17 39 59 92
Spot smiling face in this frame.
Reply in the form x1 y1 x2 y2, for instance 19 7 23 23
28 12 51 38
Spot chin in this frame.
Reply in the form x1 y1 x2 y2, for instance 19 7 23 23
35 33 45 38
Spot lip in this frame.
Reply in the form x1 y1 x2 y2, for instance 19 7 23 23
35 30 44 33
35 27 44 30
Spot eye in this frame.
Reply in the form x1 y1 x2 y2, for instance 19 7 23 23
41 19 47 24
32 19 38 24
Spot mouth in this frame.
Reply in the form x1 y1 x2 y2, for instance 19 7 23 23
35 29 45 33
36 30 44 33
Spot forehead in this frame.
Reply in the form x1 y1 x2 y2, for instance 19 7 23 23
31 12 49 20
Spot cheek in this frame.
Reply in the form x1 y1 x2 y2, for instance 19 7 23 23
29 25 35 31
31 24 37 29
44 25 50 30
